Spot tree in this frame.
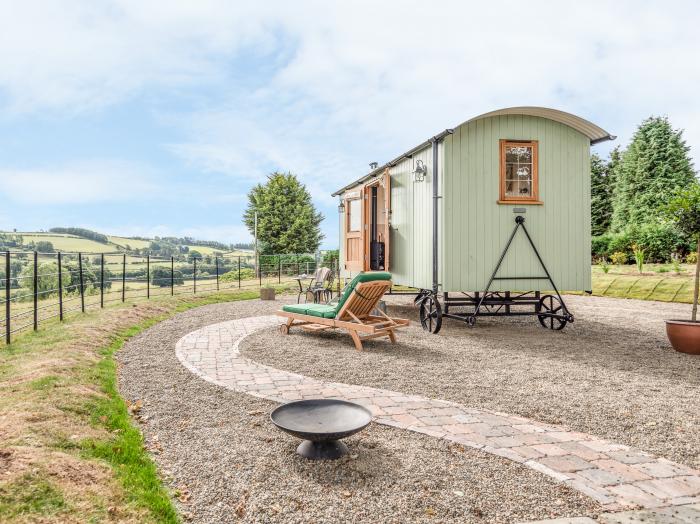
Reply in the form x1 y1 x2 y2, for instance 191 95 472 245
610 116 696 232
590 152 617 237
34 241 54 253
663 183 700 321
151 266 184 287
243 172 324 254
19 261 72 295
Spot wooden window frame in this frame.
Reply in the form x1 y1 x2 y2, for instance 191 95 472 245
346 196 362 233
498 139 542 205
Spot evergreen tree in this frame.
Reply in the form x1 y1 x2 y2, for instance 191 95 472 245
591 152 615 236
610 116 696 231
243 173 324 255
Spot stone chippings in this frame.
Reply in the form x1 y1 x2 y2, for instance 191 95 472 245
119 299 600 524
178 307 699 515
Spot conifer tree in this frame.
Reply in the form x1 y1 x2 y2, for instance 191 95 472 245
243 172 324 255
610 117 696 231
591 152 615 236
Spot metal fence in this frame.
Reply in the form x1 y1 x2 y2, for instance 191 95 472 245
1 250 339 345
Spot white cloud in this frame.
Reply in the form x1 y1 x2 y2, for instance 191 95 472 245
0 160 159 204
1 1 699 246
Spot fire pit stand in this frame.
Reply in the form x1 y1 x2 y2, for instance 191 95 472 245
270 399 372 460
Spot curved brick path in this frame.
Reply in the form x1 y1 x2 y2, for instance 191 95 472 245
175 316 700 514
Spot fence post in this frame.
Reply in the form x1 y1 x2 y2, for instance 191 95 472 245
215 257 219 291
33 251 38 330
296 255 300 277
57 252 63 321
278 255 281 284
78 253 85 313
259 256 262 287
238 256 241 289
171 257 174 295
122 254 126 302
146 255 150 299
5 251 10 344
100 254 104 308
193 257 197 294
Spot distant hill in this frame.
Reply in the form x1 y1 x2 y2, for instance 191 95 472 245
0 229 254 257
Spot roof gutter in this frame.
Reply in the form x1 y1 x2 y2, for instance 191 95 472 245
331 129 454 197
591 134 617 145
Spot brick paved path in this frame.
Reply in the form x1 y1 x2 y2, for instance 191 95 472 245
175 316 700 514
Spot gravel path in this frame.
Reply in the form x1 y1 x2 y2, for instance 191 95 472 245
241 295 700 470
118 299 600 523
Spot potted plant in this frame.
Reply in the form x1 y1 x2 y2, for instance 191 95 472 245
663 183 700 354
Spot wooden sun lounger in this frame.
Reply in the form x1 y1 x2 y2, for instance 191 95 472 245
277 279 409 351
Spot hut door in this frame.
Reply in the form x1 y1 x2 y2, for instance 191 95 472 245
365 171 391 271
344 193 364 271
382 170 390 271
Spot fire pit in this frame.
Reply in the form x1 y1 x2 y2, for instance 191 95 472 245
270 399 372 460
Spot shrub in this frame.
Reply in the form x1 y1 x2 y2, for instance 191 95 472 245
610 251 628 266
220 268 255 282
597 257 610 274
628 222 687 263
687 252 698 265
632 244 645 273
670 254 682 274
656 266 669 273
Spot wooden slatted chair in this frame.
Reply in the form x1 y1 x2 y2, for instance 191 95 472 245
277 272 409 351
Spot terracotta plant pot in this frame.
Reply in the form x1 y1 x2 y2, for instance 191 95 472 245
665 320 700 355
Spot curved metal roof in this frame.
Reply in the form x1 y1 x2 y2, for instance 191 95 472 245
467 106 615 144
332 106 614 196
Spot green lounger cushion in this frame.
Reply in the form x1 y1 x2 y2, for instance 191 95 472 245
334 271 392 313
282 271 392 319
282 303 337 319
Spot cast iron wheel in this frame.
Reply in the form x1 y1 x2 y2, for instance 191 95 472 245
419 294 442 334
279 324 290 335
537 295 568 330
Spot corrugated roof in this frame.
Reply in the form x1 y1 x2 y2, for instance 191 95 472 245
332 107 614 196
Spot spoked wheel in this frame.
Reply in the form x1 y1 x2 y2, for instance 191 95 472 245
419 294 443 334
537 295 568 330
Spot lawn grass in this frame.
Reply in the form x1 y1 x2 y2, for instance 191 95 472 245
0 287 282 523
591 263 696 303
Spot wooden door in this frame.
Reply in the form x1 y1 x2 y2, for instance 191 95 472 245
382 170 391 271
344 192 364 271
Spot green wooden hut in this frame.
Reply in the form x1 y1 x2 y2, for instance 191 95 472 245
332 107 614 332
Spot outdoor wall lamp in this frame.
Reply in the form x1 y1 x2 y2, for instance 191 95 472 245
412 159 427 182
338 199 346 213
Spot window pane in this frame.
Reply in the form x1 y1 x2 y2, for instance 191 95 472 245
505 180 517 197
348 199 361 232
516 165 530 179
518 180 532 196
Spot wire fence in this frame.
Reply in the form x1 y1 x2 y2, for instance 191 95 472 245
1 250 340 345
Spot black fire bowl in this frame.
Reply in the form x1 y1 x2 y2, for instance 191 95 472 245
270 399 372 460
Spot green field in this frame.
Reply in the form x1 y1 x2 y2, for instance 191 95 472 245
106 235 151 250
2 231 255 257
16 233 115 253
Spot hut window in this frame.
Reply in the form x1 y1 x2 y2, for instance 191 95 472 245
499 140 540 203
347 198 362 232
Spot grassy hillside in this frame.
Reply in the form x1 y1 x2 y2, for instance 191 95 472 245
106 236 151 250
2 231 252 256
16 233 115 253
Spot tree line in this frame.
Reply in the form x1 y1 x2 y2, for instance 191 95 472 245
591 116 698 264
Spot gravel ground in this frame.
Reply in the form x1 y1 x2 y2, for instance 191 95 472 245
118 298 600 523
242 294 700 470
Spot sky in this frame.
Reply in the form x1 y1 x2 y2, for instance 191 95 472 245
0 1 699 248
